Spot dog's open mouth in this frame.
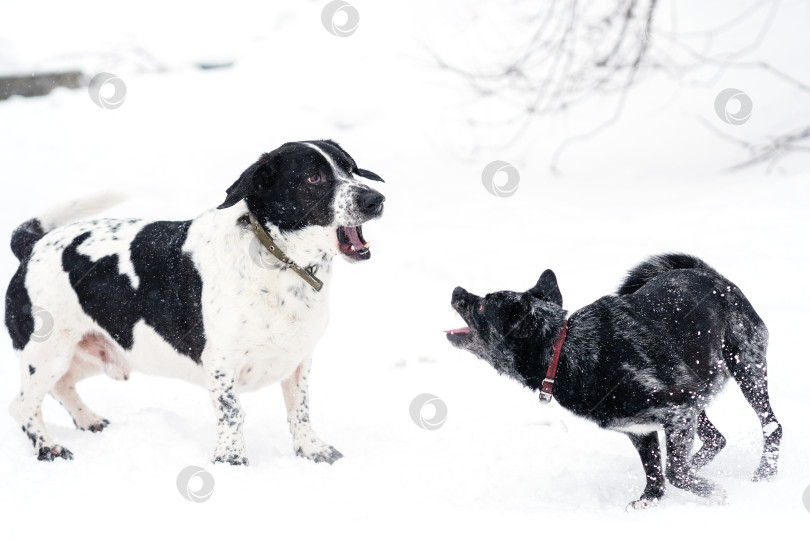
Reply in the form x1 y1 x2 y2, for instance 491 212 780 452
446 288 475 345
337 225 371 262
444 326 471 344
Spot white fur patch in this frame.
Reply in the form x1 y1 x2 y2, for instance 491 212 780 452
73 218 146 288
612 422 664 434
763 421 779 437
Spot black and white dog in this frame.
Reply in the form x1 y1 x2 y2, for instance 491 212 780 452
5 139 385 465
446 254 781 509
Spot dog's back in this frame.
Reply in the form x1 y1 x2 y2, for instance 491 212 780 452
613 253 768 389
616 253 719 296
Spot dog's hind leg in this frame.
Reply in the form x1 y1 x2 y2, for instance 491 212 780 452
690 411 727 470
626 432 665 510
9 342 74 461
725 325 782 481
281 359 343 464
663 411 727 503
50 354 109 433
50 333 130 432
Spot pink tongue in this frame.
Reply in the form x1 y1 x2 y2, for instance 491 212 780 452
444 327 470 334
345 227 365 250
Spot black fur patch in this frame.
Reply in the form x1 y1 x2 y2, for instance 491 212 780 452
617 253 715 295
218 140 383 232
61 221 206 363
5 261 35 350
302 140 384 182
10 218 45 261
5 219 46 350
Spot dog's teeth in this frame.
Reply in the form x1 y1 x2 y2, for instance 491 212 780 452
363 242 369 249
349 245 356 251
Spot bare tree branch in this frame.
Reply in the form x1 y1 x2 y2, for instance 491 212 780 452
436 0 809 172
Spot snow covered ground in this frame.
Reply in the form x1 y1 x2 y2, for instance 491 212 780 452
1 1 809 538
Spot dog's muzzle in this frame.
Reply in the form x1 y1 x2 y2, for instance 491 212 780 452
445 286 473 344
337 188 385 262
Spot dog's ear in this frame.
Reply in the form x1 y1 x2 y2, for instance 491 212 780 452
218 170 252 209
354 168 384 182
529 269 562 307
217 154 277 209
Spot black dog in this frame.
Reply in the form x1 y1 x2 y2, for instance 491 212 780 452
446 254 781 509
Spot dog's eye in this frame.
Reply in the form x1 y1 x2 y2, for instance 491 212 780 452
306 174 323 185
477 300 485 315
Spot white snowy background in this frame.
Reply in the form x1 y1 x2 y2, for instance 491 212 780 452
1 0 808 538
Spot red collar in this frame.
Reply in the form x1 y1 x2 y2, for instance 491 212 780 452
539 321 567 404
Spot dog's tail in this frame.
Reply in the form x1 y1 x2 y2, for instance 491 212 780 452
617 253 718 295
10 191 128 261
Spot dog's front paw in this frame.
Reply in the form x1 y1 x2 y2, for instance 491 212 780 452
213 454 249 466
37 445 73 461
626 498 659 511
295 442 343 465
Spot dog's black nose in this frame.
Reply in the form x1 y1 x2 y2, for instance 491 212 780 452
359 190 385 215
452 287 467 305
